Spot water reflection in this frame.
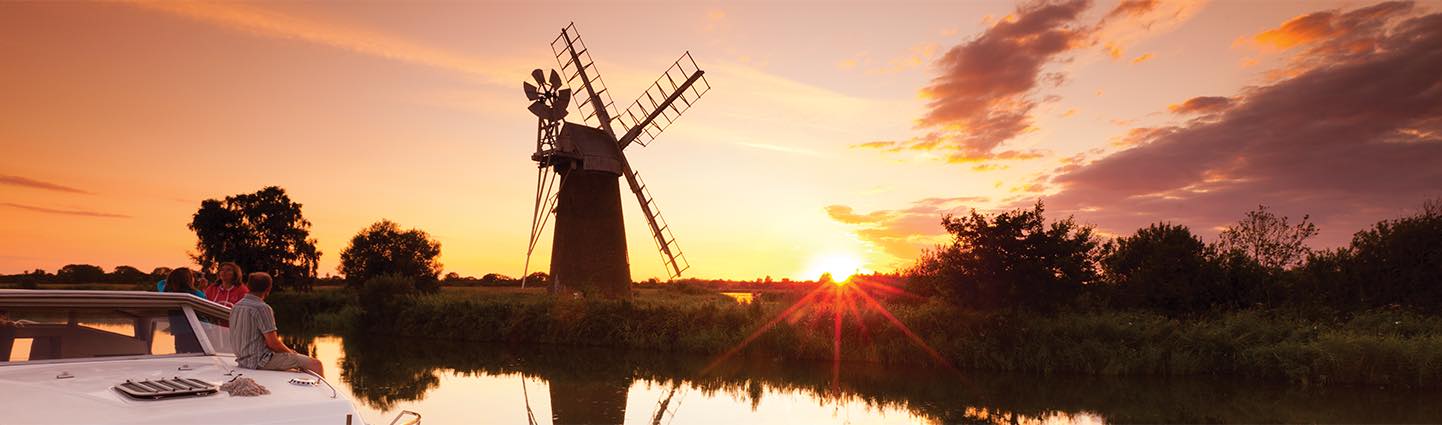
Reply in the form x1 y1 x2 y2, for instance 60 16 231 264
315 335 1442 424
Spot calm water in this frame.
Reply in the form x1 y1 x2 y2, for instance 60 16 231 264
295 335 1441 424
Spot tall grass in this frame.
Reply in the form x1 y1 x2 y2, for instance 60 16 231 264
269 289 1442 388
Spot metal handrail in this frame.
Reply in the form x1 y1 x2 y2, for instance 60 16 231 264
388 410 422 425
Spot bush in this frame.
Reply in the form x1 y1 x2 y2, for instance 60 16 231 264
1102 223 1221 313
909 201 1100 310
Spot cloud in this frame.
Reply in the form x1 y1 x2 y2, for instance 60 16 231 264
1103 0 1160 21
838 43 944 75
2 202 129 218
907 0 1092 161
1251 1 1412 51
734 142 822 156
1131 53 1154 64
825 197 985 261
0 175 90 194
861 0 1205 164
1044 4 1442 246
1095 0 1208 60
1166 96 1233 114
127 2 517 85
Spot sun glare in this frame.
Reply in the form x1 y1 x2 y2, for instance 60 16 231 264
805 253 867 283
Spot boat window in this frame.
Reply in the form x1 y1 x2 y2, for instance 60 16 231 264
0 308 205 363
198 318 234 354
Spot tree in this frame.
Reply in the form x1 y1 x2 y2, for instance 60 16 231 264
339 220 443 293
909 201 1100 310
55 264 106 283
1102 223 1227 313
150 267 173 279
1341 200 1442 310
1216 205 1318 270
110 266 149 283
481 273 515 286
189 186 321 291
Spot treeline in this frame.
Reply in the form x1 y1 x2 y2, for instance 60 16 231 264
0 264 170 286
908 200 1442 315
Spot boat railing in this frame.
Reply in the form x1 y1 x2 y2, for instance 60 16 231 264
388 410 422 425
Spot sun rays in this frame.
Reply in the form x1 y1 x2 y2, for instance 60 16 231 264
700 274 958 393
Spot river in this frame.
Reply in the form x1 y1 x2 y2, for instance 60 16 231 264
295 335 1441 424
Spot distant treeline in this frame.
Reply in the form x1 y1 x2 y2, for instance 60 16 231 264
0 264 168 286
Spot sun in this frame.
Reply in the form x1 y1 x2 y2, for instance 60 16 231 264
804 253 867 284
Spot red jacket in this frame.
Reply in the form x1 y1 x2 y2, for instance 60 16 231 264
203 283 249 308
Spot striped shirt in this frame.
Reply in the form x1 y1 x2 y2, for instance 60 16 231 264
228 294 277 369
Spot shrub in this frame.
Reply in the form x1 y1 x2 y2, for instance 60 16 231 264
1102 223 1220 313
909 201 1100 310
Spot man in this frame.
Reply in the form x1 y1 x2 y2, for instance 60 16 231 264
228 272 324 375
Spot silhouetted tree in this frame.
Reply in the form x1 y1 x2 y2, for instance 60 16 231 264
150 267 172 278
1311 200 1442 311
55 264 106 283
189 186 321 291
523 272 550 287
481 273 515 286
909 201 1100 310
1102 223 1228 313
1216 205 1318 271
109 265 148 283
339 220 443 293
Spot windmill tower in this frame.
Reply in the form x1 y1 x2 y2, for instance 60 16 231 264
522 23 710 298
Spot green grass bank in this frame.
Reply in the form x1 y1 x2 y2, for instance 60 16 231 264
270 287 1442 389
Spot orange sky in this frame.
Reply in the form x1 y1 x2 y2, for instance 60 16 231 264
3 1 1439 280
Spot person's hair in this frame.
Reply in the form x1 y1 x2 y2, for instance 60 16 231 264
218 262 244 285
166 268 195 293
246 272 273 294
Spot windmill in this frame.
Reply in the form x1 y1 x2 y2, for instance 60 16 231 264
522 23 711 298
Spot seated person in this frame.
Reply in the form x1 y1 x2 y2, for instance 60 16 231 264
227 272 323 375
204 262 249 308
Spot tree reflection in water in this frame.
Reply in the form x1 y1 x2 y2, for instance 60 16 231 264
334 335 1442 424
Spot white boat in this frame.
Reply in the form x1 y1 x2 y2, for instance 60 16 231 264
0 289 417 425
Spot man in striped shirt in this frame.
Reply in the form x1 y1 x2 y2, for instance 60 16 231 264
228 272 324 375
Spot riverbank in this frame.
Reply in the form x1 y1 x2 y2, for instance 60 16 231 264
270 286 1442 389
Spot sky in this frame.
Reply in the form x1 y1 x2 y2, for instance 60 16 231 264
2 0 1440 281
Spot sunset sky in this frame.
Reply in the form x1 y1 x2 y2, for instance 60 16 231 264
2 0 1440 280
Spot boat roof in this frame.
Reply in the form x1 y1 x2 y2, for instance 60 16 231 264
0 289 230 318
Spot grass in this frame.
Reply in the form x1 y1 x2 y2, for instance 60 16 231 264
266 285 1442 389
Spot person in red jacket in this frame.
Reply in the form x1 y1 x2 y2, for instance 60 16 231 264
204 262 249 307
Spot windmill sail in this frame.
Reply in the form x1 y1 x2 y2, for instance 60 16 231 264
629 168 690 278
615 52 710 149
551 23 619 137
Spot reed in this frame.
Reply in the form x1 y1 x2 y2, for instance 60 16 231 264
269 288 1442 388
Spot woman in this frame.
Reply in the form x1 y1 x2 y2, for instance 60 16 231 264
203 262 248 307
164 268 206 299
163 267 205 353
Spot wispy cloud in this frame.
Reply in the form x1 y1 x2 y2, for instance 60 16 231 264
735 142 823 157
2 202 129 218
126 2 518 85
825 196 987 261
0 174 90 194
